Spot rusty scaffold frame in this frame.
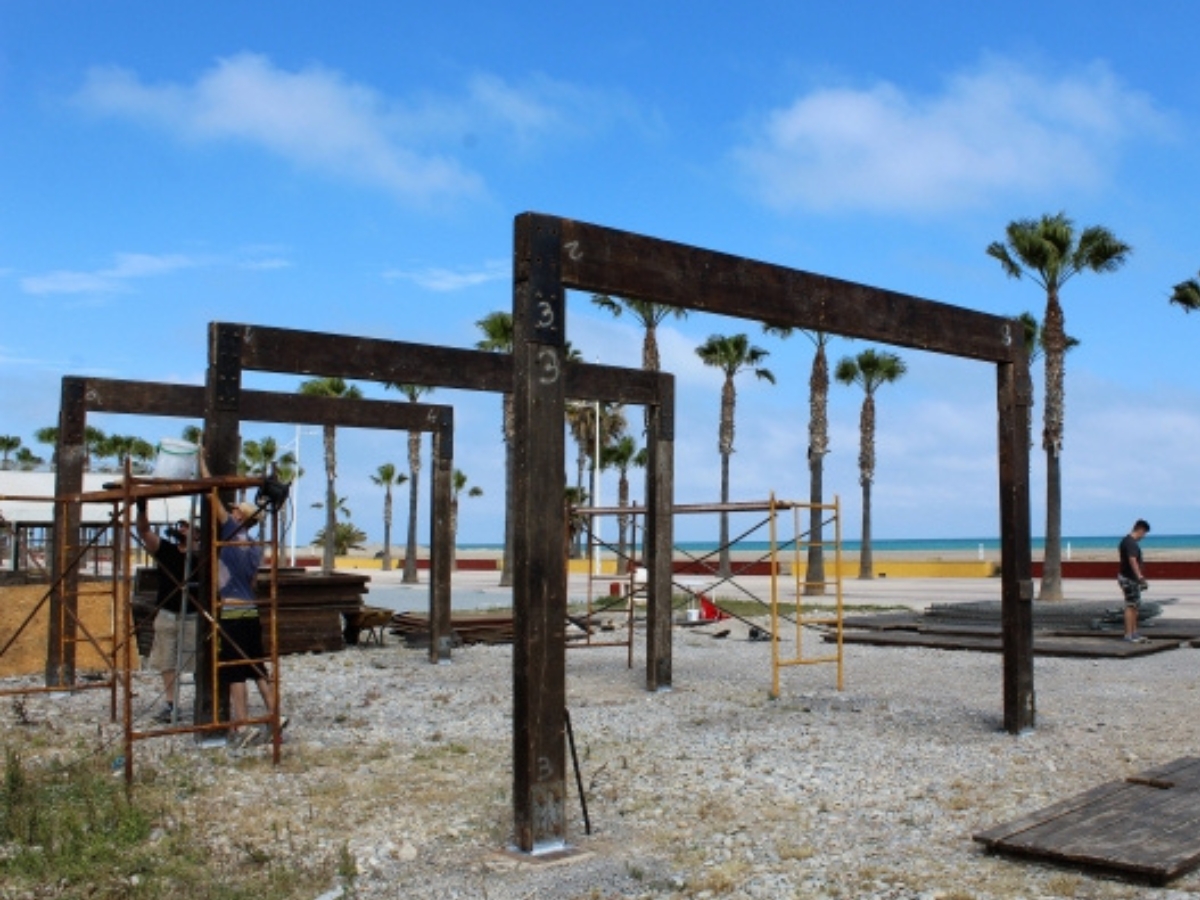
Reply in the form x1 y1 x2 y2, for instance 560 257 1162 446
508 212 1032 854
45 374 455 736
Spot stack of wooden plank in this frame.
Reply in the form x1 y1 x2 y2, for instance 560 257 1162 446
389 612 515 646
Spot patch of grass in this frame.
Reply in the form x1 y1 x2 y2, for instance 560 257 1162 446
0 746 339 900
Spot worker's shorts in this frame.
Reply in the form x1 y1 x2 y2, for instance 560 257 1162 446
1117 576 1142 609
149 611 197 673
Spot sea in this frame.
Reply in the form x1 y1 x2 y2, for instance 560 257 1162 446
458 535 1200 555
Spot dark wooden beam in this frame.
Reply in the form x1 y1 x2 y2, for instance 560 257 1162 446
645 374 675 691
228 322 662 405
511 215 569 852
530 215 1020 364
997 354 1035 732
70 377 454 432
48 377 87 685
429 428 453 663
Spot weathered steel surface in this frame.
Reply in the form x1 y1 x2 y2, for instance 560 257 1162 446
550 216 1020 363
975 757 1200 884
997 356 1035 732
511 214 569 852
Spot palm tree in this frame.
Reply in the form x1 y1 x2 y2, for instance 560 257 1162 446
384 383 434 584
83 426 107 472
451 469 483 571
988 212 1131 602
591 294 687 373
1169 272 1200 313
564 401 626 558
763 326 837 595
298 377 363 574
35 426 58 470
835 349 906 580
696 334 776 578
370 463 407 571
0 436 20 470
181 424 203 446
563 486 590 562
476 311 516 586
15 448 43 471
601 435 648 567
312 521 368 556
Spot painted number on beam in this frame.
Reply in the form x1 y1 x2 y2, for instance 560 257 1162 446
536 348 560 385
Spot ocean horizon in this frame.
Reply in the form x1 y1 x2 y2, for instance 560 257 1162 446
456 534 1200 554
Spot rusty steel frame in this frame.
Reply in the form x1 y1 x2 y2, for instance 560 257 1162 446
509 212 1033 853
47 375 456 738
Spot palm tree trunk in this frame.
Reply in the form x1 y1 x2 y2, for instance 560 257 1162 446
719 451 731 579
805 339 829 595
858 394 875 580
403 430 420 584
1040 290 1066 602
499 394 514 587
1041 447 1065 601
573 443 587 559
617 471 629 566
322 424 336 575
450 496 459 572
718 376 735 579
859 480 873 579
805 459 826 594
381 489 393 571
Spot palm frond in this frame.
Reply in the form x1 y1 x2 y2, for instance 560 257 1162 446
1169 276 1200 313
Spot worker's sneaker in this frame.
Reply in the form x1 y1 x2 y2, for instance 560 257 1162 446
153 703 175 724
1124 634 1150 644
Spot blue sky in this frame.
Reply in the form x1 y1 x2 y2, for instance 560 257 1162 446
3 2 1199 548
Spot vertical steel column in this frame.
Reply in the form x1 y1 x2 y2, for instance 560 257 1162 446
511 213 569 852
644 375 675 691
998 350 1035 733
429 413 454 663
200 322 244 726
47 377 87 686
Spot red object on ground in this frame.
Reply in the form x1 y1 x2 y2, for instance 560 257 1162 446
699 595 729 621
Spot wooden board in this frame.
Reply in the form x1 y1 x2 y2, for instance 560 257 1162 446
831 629 1181 658
975 758 1200 884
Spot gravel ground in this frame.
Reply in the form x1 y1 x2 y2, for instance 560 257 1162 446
6 616 1200 900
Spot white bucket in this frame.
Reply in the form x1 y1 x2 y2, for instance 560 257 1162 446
153 439 199 479
686 608 700 622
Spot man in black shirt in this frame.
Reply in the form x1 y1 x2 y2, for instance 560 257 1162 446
1118 519 1151 643
136 500 198 722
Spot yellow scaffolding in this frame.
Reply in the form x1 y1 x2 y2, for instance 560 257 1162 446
769 493 844 698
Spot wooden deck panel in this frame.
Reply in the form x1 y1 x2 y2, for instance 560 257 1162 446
976 758 1200 883
831 629 1182 658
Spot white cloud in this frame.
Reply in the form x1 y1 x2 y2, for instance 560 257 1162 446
239 257 292 271
734 56 1169 215
21 252 198 295
77 54 481 203
383 260 508 292
75 55 643 203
